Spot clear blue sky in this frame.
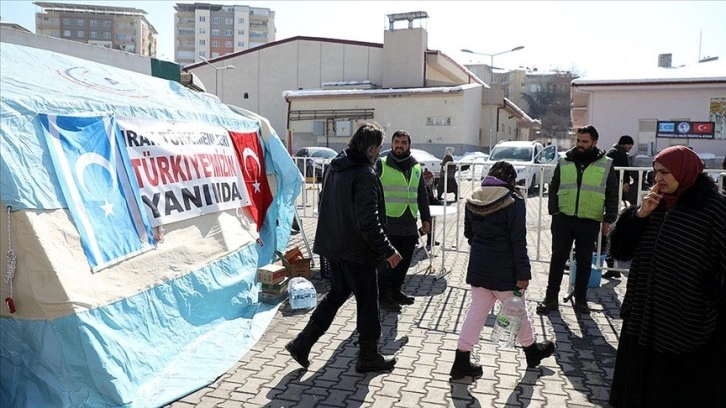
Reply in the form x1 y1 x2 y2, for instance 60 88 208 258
2 1 725 77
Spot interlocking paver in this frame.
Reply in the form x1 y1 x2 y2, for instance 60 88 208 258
167 187 635 408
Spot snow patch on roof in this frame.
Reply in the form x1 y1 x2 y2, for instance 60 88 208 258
573 60 726 85
282 83 481 99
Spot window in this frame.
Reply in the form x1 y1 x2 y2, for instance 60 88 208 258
212 52 219 58
225 41 232 48
77 30 84 37
178 29 194 35
198 51 206 57
90 31 97 38
77 19 84 26
63 30 71 37
103 21 111 27
50 30 59 36
211 40 219 47
103 32 111 39
237 17 245 24
199 39 206 45
90 20 97 27
426 117 451 126
63 18 71 25
198 16 206 22
199 27 206 34
225 18 233 24
212 29 220 36
212 17 220 24
237 41 245 47
237 29 245 35
225 29 233 36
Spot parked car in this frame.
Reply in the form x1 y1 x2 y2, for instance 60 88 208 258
454 151 490 180
293 147 337 180
380 148 443 181
486 141 558 191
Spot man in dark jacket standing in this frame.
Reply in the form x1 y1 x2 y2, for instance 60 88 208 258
286 122 402 373
537 125 619 315
602 134 635 277
376 130 432 311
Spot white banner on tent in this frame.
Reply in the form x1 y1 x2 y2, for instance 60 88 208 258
116 117 251 227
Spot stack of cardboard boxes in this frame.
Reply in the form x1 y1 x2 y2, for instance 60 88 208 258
257 264 288 304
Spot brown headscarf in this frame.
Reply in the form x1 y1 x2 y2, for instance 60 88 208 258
653 146 704 210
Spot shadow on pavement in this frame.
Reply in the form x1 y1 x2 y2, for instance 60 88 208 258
503 367 556 407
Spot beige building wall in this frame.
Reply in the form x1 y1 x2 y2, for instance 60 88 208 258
382 28 426 88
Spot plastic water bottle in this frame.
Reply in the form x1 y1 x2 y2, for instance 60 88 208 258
491 290 526 349
288 277 317 310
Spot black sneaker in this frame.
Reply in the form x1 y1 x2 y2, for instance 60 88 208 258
602 270 621 279
391 290 414 305
574 300 591 315
379 298 402 312
536 296 559 315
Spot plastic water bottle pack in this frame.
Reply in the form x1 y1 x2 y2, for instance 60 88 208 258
288 276 317 310
490 290 526 349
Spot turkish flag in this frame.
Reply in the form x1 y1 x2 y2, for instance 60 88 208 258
229 130 273 231
691 122 714 135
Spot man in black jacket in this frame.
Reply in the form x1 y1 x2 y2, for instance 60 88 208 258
602 135 635 278
536 125 619 315
375 130 432 311
286 122 402 373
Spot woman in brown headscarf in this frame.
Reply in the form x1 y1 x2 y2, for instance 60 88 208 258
608 145 726 407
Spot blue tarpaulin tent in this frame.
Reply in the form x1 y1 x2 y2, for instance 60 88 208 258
0 42 302 407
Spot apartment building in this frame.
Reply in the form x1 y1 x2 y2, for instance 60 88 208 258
34 2 157 57
174 3 275 66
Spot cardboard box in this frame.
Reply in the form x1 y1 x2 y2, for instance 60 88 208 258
257 263 287 285
259 290 287 305
276 248 311 280
261 276 289 295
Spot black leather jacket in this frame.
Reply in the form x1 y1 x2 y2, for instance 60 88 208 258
313 149 396 265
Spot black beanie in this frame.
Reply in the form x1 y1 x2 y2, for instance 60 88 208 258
618 135 634 145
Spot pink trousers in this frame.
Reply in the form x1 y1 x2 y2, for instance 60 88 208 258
457 286 535 351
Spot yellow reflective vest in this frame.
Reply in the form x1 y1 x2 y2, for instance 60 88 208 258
557 155 612 221
380 157 422 218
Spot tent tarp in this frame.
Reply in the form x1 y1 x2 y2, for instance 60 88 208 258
0 43 302 407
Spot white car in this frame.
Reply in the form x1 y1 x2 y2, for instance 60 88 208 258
486 141 558 191
454 152 490 180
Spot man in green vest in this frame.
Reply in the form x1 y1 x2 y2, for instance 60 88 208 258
376 130 433 312
536 125 619 315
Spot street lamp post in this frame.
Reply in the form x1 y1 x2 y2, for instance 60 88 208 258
461 46 524 152
199 56 235 99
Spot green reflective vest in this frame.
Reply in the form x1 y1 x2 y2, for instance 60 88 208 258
557 155 612 222
380 157 422 218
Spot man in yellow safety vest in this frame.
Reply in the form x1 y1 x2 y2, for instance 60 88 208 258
537 125 619 315
376 130 433 312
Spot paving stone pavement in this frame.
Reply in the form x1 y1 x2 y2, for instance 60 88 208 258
168 185 626 408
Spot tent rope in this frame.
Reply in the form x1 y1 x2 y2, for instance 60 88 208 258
5 206 17 313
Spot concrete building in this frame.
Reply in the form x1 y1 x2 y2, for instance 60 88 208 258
34 2 157 57
184 11 537 156
571 59 726 163
174 3 275 66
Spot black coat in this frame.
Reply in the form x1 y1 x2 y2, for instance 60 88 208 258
609 174 726 354
314 149 396 265
464 184 531 291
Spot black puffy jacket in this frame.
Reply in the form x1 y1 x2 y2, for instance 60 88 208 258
313 149 396 265
464 178 531 291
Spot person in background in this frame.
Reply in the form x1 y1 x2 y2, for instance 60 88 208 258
537 125 619 315
423 169 441 248
437 146 459 202
375 130 432 311
607 145 725 407
602 135 635 277
450 161 555 379
286 122 402 374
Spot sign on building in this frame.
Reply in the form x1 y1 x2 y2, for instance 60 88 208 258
656 121 715 139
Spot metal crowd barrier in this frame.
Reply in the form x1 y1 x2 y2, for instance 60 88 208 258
292 155 726 275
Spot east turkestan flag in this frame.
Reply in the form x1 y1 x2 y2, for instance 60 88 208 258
39 114 156 272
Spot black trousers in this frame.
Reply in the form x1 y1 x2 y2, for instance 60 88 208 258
546 214 601 301
378 234 418 295
310 258 381 343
